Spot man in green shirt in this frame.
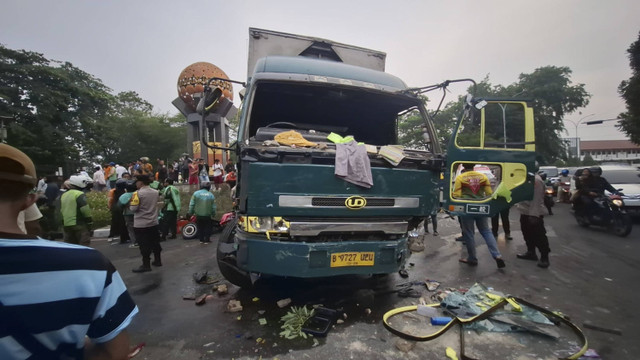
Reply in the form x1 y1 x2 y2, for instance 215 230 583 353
160 178 181 240
188 182 216 244
60 175 93 246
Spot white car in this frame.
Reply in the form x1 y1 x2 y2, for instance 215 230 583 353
601 165 640 216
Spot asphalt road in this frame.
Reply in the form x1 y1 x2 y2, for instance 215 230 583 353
92 203 640 359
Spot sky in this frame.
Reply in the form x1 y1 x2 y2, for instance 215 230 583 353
2 0 639 141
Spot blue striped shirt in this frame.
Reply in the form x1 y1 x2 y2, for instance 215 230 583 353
0 234 138 359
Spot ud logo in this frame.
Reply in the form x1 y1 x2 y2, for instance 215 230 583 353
345 196 367 209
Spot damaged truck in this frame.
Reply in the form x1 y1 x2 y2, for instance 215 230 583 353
213 28 537 287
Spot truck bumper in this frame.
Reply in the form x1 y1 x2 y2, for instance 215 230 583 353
234 232 409 278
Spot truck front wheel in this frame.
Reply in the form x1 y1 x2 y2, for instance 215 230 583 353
216 217 253 288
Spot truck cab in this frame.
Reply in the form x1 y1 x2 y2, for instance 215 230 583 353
216 28 536 287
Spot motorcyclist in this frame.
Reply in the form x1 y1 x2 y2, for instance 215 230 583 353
580 166 623 218
539 172 554 215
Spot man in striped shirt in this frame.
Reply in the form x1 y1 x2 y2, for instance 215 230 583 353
0 144 138 359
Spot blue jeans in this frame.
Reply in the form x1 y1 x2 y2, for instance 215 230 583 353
460 216 502 262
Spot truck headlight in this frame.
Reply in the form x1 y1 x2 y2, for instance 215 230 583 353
246 216 290 233
612 199 623 207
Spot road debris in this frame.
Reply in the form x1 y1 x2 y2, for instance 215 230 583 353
227 299 243 312
217 284 228 295
195 294 208 305
425 279 441 291
277 298 292 308
582 321 622 336
395 339 415 352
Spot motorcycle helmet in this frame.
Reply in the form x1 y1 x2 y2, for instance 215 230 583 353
69 174 92 189
589 166 602 176
561 169 569 176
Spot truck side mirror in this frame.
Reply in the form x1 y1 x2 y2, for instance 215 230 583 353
196 87 223 115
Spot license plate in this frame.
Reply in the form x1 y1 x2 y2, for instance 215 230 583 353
330 252 375 267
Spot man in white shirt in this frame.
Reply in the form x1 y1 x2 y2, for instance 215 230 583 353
116 164 127 179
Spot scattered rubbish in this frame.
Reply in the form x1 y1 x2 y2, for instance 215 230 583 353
195 294 208 306
336 319 344 324
579 348 601 359
395 339 415 352
257 310 266 315
277 298 292 308
425 280 441 291
416 305 438 317
259 318 267 325
312 338 319 347
193 271 222 284
217 284 228 295
430 317 453 325
396 281 423 298
182 294 196 300
128 342 145 358
383 283 589 359
408 262 415 267
252 297 260 302
236 316 242 321
364 308 372 316
280 306 316 339
343 313 348 320
203 342 215 347
398 269 409 278
445 346 459 360
604 277 613 282
302 307 339 337
582 321 622 336
227 300 243 312
256 337 263 343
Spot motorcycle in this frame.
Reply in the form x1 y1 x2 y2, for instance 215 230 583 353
179 212 236 240
574 193 633 237
557 181 571 203
544 186 555 215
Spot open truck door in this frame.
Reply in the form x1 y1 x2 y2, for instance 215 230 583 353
443 97 536 216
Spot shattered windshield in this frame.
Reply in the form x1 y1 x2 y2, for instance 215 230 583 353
247 81 425 146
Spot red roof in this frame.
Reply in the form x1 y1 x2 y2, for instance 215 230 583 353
580 140 640 151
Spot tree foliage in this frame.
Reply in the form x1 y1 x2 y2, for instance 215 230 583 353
618 31 640 145
0 44 186 175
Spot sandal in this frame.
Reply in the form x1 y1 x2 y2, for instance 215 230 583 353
458 258 478 266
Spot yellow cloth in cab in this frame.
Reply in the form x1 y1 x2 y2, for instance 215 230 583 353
491 182 513 203
274 130 317 147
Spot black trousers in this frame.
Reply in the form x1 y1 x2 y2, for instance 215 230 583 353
134 225 162 265
519 214 550 255
160 210 177 238
492 208 511 236
196 216 213 243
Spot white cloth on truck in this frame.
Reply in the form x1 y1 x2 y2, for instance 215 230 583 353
335 140 373 188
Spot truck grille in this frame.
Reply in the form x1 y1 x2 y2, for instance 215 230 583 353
311 197 395 207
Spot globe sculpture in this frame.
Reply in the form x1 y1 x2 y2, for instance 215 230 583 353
177 62 233 111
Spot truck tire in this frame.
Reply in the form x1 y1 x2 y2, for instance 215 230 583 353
216 217 252 288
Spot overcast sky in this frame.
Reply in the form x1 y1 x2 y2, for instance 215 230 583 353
2 0 639 141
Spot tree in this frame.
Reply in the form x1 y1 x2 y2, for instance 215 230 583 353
618 31 640 144
517 66 590 164
0 44 188 174
0 45 113 174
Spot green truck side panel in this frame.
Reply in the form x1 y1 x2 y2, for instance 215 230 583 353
242 162 440 217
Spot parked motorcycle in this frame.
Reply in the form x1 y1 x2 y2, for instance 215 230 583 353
557 181 571 203
179 212 236 240
574 193 633 237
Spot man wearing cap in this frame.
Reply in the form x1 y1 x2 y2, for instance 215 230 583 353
188 181 216 244
0 143 138 359
130 174 162 272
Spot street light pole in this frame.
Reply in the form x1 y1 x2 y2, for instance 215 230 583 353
564 113 595 158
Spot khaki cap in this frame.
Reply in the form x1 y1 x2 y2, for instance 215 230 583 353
0 144 37 185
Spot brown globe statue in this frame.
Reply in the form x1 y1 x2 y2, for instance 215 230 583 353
177 62 234 111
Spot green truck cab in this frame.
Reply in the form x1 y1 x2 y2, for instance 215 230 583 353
216 29 536 287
